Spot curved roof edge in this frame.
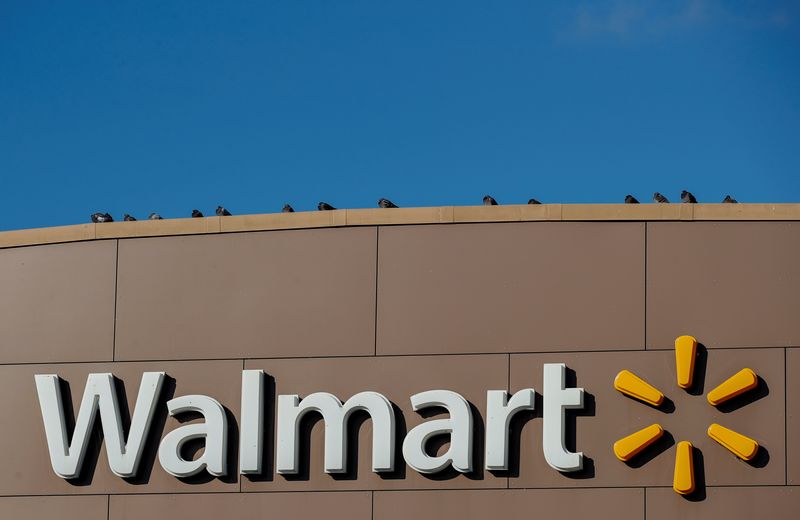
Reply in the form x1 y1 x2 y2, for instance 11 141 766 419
2 203 799 249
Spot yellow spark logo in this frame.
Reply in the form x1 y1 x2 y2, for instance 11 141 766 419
612 335 761 495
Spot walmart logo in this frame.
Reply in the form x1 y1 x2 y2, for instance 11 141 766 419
613 335 761 495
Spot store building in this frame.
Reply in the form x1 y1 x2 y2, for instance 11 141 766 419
0 204 798 519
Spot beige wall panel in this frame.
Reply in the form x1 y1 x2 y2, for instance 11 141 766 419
0 223 95 248
510 348 784 488
0 495 107 519
110 491 371 520
115 227 376 360
788 348 799 484
95 216 220 239
243 354 508 491
647 222 800 349
647 486 800 520
0 360 241 495
374 488 644 520
0 240 116 363
377 222 645 355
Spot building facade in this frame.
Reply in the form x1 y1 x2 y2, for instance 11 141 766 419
0 204 798 519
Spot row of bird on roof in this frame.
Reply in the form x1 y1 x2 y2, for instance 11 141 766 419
89 191 737 223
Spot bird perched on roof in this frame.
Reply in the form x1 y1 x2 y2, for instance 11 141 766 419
680 190 697 203
282 204 295 213
91 212 113 223
624 195 639 204
318 202 336 211
123 214 137 221
216 206 232 216
653 192 669 203
722 195 738 203
148 212 163 220
378 198 398 208
527 198 541 204
483 195 498 205
191 209 204 218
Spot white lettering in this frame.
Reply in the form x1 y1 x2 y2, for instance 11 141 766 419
484 389 535 471
158 395 228 477
34 372 164 479
542 363 584 472
276 391 395 474
402 390 473 474
239 370 264 474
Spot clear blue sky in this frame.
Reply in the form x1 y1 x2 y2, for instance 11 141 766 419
1 1 799 230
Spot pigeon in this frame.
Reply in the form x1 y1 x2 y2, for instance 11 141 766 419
483 195 498 206
680 190 697 203
191 209 204 218
527 198 541 205
624 195 640 204
653 192 669 203
123 214 137 221
318 202 336 211
282 204 295 213
722 195 738 203
148 212 163 220
216 206 232 216
90 212 114 223
378 198 398 208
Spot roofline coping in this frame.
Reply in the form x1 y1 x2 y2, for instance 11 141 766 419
2 203 799 249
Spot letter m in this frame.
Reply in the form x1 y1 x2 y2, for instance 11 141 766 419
276 391 395 474
34 372 164 479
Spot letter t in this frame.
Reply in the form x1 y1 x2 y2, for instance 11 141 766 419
542 363 584 472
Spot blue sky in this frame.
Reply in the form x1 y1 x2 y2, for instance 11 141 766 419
1 1 799 230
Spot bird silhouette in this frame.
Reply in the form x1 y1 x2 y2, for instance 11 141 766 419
483 195 498 205
527 198 541 205
318 202 336 211
148 213 163 220
123 214 137 221
216 206 232 216
653 192 669 203
191 209 204 218
624 195 640 204
680 190 697 203
378 198 398 208
282 204 295 213
91 213 114 223
722 195 738 203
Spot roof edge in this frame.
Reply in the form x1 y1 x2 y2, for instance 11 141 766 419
2 203 799 249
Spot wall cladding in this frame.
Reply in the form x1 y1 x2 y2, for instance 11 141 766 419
647 222 800 349
0 221 797 519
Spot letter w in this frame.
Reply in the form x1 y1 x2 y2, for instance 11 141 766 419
34 372 164 479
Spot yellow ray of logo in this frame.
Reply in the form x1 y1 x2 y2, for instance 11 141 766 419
613 370 665 407
613 424 664 462
707 423 759 460
674 335 697 389
707 368 758 406
673 441 695 495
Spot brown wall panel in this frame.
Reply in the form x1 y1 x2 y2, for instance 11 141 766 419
0 495 107 519
647 486 800 520
243 354 508 491
376 222 645 355
0 218 794 512
509 348 784 488
110 491 371 520
788 348 799 484
114 228 377 361
0 240 116 363
0 360 241 496
647 222 800 349
374 488 644 520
